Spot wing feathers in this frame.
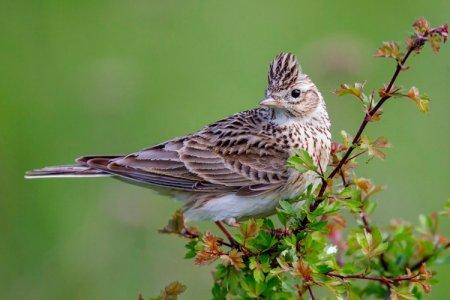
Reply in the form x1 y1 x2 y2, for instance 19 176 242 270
68 109 289 196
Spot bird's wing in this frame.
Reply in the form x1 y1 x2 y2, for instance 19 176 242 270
83 109 289 195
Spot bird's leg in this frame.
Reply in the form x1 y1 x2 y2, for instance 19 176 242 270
215 221 238 246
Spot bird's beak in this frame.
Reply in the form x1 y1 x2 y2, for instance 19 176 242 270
259 97 283 108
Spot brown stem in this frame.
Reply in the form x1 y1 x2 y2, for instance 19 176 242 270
339 170 348 187
307 285 316 300
215 221 238 246
360 211 372 233
327 271 420 286
410 241 450 271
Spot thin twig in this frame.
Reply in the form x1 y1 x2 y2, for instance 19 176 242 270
410 241 450 271
307 285 316 300
347 150 367 162
339 169 348 187
215 221 239 246
327 271 420 286
360 211 372 233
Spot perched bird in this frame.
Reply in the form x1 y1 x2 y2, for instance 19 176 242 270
26 52 331 229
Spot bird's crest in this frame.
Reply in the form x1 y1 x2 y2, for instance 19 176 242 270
267 52 301 92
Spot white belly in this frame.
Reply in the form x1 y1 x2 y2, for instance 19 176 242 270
183 171 321 222
183 193 280 222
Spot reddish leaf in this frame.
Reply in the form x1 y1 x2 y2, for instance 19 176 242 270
293 260 312 282
412 17 430 34
406 86 430 113
221 249 245 270
159 209 185 235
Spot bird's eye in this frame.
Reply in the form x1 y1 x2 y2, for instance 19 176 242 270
291 89 301 98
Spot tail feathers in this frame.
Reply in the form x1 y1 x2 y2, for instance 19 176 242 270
25 165 112 179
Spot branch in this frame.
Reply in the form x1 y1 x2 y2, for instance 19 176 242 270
307 285 316 300
327 271 420 286
307 21 447 215
314 48 414 209
410 241 450 271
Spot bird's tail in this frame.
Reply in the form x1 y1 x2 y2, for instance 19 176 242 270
25 164 112 179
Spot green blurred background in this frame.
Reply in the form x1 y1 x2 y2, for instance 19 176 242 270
0 1 448 299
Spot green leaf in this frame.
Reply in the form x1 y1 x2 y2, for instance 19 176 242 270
406 86 430 113
253 269 265 282
308 220 328 231
287 149 317 173
240 275 265 298
390 285 415 300
335 82 365 98
212 283 227 300
315 264 334 274
184 240 199 259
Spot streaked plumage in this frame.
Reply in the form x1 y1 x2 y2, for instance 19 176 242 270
26 53 331 224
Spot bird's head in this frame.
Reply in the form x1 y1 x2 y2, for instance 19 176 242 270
260 52 322 118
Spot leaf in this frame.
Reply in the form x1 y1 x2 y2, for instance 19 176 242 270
390 285 415 300
370 109 383 122
203 232 221 253
240 275 265 298
433 23 448 43
335 82 365 100
429 33 443 53
360 135 390 160
151 281 187 300
406 86 430 113
372 137 390 149
292 260 312 281
239 219 261 240
372 242 389 257
184 240 199 259
159 209 185 235
340 130 352 148
195 232 223 265
287 149 317 173
417 97 430 113
354 178 372 194
308 220 328 231
315 264 334 274
407 86 420 100
339 187 362 212
374 41 402 60
221 249 245 270
412 17 430 34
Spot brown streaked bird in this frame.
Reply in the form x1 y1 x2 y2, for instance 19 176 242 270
26 52 331 228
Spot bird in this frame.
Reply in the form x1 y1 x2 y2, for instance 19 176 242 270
26 52 331 231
